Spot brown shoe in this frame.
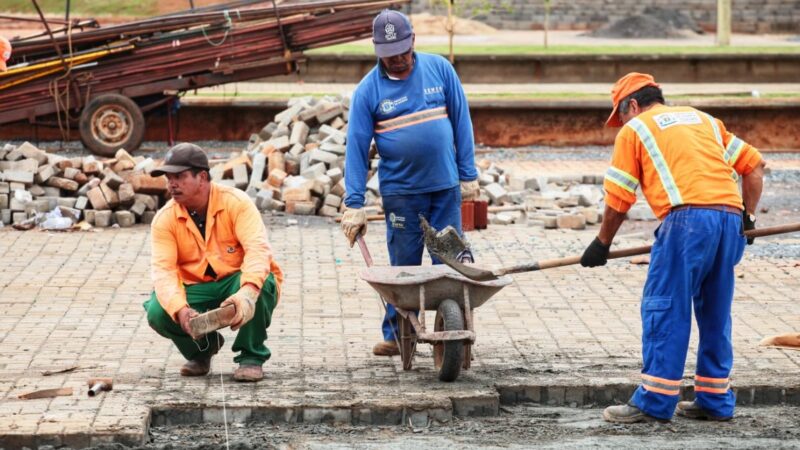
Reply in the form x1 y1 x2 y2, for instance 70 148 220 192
372 340 400 356
180 334 224 377
676 401 732 421
233 364 263 382
602 404 667 424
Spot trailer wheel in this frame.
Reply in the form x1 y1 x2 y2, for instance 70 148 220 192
433 299 465 382
79 94 145 156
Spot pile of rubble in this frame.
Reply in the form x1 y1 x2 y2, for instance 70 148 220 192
0 143 165 229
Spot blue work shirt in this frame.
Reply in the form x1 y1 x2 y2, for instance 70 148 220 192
344 52 478 208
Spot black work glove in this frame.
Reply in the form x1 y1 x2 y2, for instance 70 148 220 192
581 237 611 268
743 210 756 245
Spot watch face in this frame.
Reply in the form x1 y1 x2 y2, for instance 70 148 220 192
748 214 756 222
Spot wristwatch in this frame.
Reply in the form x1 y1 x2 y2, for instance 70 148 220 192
747 213 756 223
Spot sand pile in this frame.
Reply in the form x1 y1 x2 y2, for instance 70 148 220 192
586 8 702 39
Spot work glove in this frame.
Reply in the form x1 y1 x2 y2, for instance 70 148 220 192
221 285 259 331
176 306 200 338
460 179 480 201
580 237 611 268
341 207 367 247
743 210 756 245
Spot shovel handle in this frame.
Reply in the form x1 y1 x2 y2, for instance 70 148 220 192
498 222 800 276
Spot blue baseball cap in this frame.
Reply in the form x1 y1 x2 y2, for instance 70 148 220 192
372 10 413 58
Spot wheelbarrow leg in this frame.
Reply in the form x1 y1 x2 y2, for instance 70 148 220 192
398 314 415 370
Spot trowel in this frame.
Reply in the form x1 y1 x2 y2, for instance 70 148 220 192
427 222 800 282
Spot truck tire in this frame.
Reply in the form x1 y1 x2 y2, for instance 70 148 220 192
433 299 465 382
79 94 145 156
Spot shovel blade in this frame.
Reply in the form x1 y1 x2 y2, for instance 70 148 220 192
434 251 499 281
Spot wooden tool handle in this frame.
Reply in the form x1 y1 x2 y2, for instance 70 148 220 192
356 234 373 267
497 221 800 276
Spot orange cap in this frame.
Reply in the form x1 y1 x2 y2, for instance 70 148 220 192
0 37 11 72
605 72 659 128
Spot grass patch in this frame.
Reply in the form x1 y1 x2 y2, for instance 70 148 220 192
308 43 800 56
1 0 157 17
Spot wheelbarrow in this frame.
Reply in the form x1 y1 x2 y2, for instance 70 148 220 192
356 236 512 382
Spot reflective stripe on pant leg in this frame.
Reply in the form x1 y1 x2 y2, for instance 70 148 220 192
693 210 744 418
381 193 429 341
630 211 695 420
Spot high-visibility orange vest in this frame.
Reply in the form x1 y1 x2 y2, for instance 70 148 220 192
604 104 762 219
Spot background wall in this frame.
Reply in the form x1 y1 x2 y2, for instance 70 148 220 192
406 0 800 33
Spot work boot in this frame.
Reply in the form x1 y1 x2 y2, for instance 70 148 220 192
602 404 665 424
372 340 400 356
180 334 224 377
676 401 732 421
233 364 264 382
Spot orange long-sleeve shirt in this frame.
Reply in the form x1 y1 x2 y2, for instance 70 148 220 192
151 183 283 320
604 104 763 219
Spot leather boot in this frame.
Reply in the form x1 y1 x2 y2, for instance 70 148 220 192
372 340 400 356
603 404 665 423
180 334 224 377
676 401 732 421
233 364 264 382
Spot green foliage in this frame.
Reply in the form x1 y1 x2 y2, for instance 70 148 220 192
0 0 157 17
425 0 513 21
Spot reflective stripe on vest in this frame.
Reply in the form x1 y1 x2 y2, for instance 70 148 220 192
703 112 740 180
695 375 730 394
725 136 746 165
375 106 447 134
605 166 639 193
627 118 684 206
703 112 724 150
641 373 681 396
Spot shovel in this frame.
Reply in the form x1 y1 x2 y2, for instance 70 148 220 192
433 222 800 282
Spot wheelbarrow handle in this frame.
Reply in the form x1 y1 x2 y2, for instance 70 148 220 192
356 234 374 267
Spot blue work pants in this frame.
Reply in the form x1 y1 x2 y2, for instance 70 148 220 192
630 207 745 419
380 186 462 341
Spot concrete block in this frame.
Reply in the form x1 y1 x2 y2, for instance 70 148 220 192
317 124 345 143
267 169 288 187
580 207 600 224
1 170 34 184
366 173 380 193
289 121 309 146
627 204 657 221
266 136 291 152
331 179 346 197
142 211 156 224
78 178 100 196
290 200 317 215
282 186 312 203
102 169 125 189
82 159 103 175
134 194 157 211
5 146 25 161
316 102 343 123
0 209 10 224
477 173 495 186
99 183 119 208
94 210 112 227
556 213 587 230
509 175 542 191
57 197 78 208
29 185 45 197
47 177 79 191
62 167 81 180
326 167 343 184
84 209 96 225
484 183 508 204
288 143 305 158
319 205 338 217
300 162 326 179
87 187 109 210
58 206 81 221
0 194 6 209
274 103 304 124
233 163 249 189
114 210 135 227
12 212 27 225
258 122 277 141
311 175 332 197
324 193 342 208
16 142 48 165
319 142 346 156
308 150 339 166
118 183 136 206
75 196 89 210
0 182 8 194
524 196 558 211
267 151 285 177
556 196 581 208
248 153 267 190
330 116 346 130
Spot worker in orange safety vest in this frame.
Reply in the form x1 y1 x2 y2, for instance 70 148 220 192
581 73 766 423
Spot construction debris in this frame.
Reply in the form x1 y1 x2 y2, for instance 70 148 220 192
18 387 73 400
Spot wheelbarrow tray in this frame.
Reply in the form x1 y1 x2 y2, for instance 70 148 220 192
360 265 512 311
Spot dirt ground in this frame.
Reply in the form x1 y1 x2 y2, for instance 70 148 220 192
84 405 800 449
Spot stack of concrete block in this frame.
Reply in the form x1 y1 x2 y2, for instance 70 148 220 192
0 142 165 229
206 95 383 218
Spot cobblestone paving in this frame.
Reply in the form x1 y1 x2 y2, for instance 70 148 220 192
1 158 799 447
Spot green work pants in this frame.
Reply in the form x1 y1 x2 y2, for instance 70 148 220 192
144 272 277 366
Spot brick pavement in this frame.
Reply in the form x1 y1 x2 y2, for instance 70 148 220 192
1 158 799 447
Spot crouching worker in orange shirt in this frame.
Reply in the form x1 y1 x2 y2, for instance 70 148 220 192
143 143 283 382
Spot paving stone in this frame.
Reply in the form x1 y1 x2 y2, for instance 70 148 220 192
114 211 135 227
94 210 112 227
556 213 587 230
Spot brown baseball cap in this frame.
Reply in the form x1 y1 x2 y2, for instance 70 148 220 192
150 143 210 177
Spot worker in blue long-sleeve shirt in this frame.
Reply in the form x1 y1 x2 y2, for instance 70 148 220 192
341 9 480 356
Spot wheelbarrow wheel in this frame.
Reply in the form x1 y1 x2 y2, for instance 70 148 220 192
79 94 145 156
433 299 464 382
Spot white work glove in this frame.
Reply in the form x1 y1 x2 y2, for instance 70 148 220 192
460 179 480 201
341 207 367 247
221 285 259 331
